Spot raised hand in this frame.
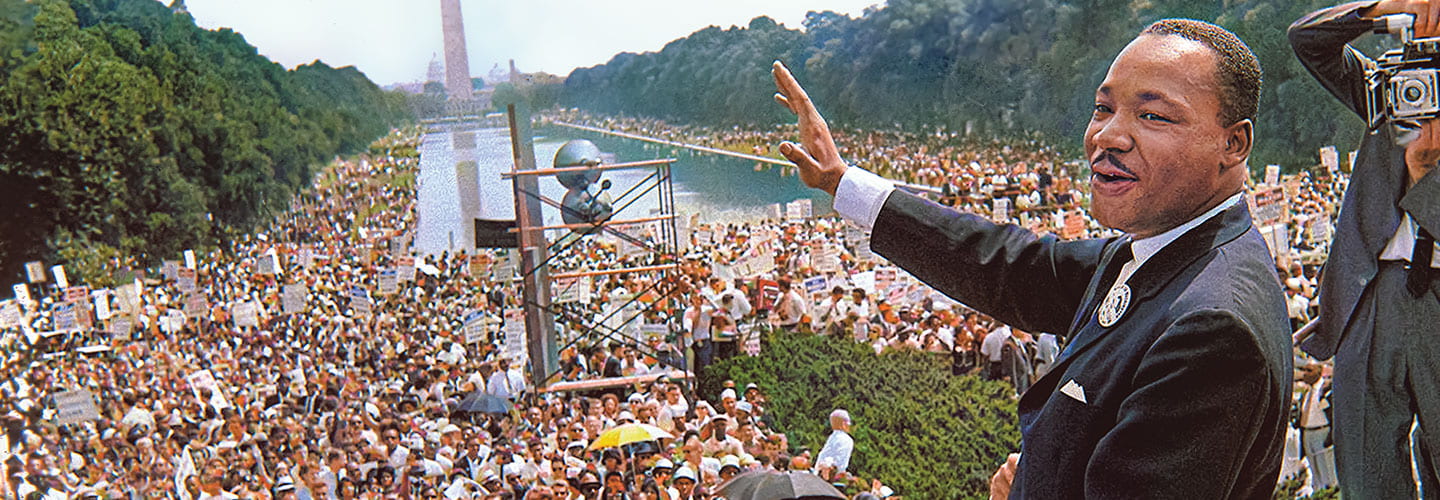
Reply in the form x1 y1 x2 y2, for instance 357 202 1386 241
772 60 848 195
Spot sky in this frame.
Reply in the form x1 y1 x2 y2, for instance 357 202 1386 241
177 0 882 86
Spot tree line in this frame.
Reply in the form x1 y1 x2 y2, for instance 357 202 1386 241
0 0 409 283
561 0 1394 171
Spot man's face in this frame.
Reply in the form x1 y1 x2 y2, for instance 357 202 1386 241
1085 34 1240 238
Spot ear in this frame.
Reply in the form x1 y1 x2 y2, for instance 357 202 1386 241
1222 118 1254 171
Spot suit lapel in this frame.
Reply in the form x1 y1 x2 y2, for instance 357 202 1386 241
1019 202 1256 413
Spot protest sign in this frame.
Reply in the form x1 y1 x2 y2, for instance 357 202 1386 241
1264 165 1281 185
502 308 526 359
54 390 100 425
93 289 111 321
233 301 259 327
282 284 307 314
993 198 1011 223
53 302 78 331
184 294 206 319
1320 146 1338 172
463 312 494 344
349 286 372 316
1309 214 1332 244
176 268 197 293
803 276 828 298
25 262 45 283
64 286 88 303
109 316 132 340
397 257 416 282
161 261 180 281
256 254 279 275
785 199 812 224
12 284 30 306
52 265 68 289
0 301 19 329
1063 211 1086 240
1250 186 1287 226
378 269 398 295
553 275 592 304
184 249 197 269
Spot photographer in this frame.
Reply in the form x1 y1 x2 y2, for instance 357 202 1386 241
1290 1 1440 497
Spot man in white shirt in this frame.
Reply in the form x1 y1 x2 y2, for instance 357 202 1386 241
814 409 853 481
980 325 1012 381
771 18 1290 498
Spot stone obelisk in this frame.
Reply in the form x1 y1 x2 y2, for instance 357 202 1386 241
440 0 471 101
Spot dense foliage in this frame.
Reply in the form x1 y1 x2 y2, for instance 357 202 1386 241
0 0 409 282
700 330 1020 499
563 0 1396 170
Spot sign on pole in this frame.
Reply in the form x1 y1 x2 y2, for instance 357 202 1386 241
378 269 399 295
176 268 197 293
348 286 372 316
1264 165 1281 186
396 257 416 282
24 262 45 283
12 284 31 306
1063 211 1086 240
109 316 132 340
184 249 197 270
51 265 69 289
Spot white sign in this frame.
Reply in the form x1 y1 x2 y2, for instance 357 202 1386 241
233 301 259 327
852 271 877 294
93 290 111 321
1264 165 1281 186
993 198 1011 223
491 253 516 282
12 284 30 306
397 257 416 282
109 316 132 340
282 284 307 314
176 268 197 293
463 312 493 344
349 286 372 316
378 269 399 295
502 308 526 359
553 275 591 304
0 301 19 329
1319 146 1338 172
184 294 206 319
187 369 218 392
1309 214 1332 244
115 283 141 316
24 262 45 283
53 302 78 331
51 265 68 289
53 389 100 425
256 254 279 275
786 199 812 223
161 260 180 281
184 249 197 269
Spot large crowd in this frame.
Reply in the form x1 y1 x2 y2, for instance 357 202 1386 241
1 110 1351 497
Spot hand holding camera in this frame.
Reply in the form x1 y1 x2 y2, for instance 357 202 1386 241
1362 1 1440 130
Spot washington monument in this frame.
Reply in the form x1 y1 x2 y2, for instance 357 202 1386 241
439 0 471 101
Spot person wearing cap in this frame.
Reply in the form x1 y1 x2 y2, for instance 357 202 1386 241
717 455 742 482
671 466 698 500
814 409 852 481
700 416 741 457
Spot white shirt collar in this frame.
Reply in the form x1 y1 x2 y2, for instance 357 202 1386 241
1127 192 1245 269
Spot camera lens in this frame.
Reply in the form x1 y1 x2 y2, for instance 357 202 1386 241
1406 83 1425 103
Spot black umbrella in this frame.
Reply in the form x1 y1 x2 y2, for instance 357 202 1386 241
716 470 846 500
452 392 512 415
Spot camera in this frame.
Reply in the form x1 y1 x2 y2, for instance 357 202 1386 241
1365 14 1440 130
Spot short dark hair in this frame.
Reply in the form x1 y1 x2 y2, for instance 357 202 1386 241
1142 19 1262 127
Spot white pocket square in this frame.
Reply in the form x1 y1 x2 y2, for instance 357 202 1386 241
1060 379 1088 404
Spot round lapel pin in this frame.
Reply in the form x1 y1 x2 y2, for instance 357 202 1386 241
1097 283 1131 327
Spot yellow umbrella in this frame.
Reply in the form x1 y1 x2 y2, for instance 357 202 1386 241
587 423 674 450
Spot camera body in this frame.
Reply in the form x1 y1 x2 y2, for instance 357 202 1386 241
1365 14 1440 129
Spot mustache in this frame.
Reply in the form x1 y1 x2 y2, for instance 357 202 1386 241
1090 152 1136 177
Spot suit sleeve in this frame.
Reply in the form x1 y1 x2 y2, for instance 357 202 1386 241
1083 310 1282 498
870 190 1106 335
1287 1 1380 120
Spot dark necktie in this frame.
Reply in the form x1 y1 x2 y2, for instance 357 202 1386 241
1408 228 1435 297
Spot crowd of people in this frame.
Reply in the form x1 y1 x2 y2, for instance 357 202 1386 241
0 108 1353 497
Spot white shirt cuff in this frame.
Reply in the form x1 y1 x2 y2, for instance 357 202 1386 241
833 166 895 231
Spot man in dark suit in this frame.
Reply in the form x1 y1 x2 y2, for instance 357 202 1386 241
772 19 1291 498
1290 2 1440 497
